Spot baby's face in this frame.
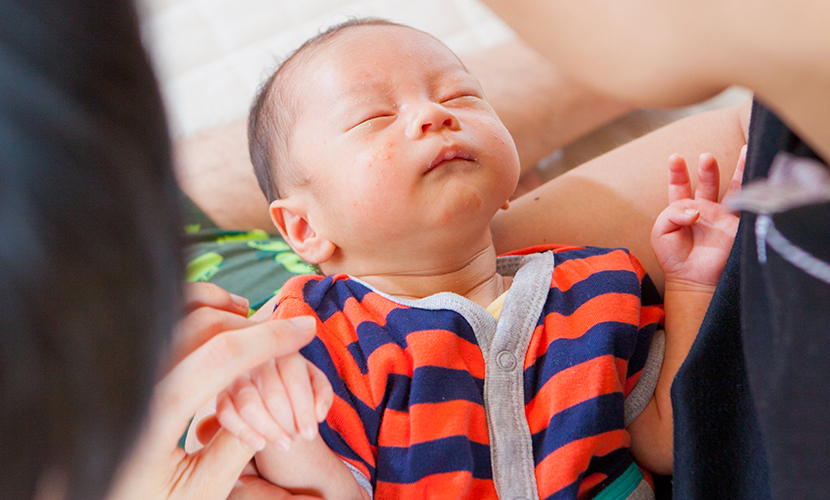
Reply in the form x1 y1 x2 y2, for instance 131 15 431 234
286 25 520 264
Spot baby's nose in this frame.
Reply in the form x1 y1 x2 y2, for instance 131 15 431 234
406 102 460 138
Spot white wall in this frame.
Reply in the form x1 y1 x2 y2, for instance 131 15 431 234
138 0 514 139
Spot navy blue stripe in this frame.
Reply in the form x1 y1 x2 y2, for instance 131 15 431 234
626 323 658 380
351 306 479 362
377 436 492 483
410 366 485 406
301 337 381 446
550 246 624 264
383 367 485 412
640 272 662 306
524 321 639 405
320 422 376 483
346 340 369 374
384 307 479 347
303 277 373 322
531 393 625 463
538 269 643 326
582 448 634 497
543 479 580 500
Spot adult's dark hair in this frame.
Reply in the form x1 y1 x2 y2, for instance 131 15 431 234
0 1 182 499
248 17 405 202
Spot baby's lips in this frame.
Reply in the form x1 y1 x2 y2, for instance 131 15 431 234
425 144 475 173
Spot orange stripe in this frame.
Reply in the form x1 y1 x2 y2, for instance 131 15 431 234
406 330 485 377
366 343 411 400
320 309 361 345
499 243 583 257
627 252 648 281
358 291 406 320
326 395 376 469
375 472 497 500
535 430 629 499
525 355 623 433
640 304 664 328
378 400 490 447
275 299 374 410
313 318 375 407
578 472 608 498
525 293 641 368
550 249 637 292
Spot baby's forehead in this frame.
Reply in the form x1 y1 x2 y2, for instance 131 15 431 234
280 24 471 119
303 24 464 77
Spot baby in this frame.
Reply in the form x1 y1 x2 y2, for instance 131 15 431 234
213 18 741 500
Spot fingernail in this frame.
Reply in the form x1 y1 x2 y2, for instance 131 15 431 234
685 208 699 216
288 316 315 332
231 293 249 311
240 430 266 452
276 436 292 451
302 424 317 441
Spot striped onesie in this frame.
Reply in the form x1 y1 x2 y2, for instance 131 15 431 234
272 245 665 499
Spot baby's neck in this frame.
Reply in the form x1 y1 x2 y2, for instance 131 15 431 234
346 242 511 309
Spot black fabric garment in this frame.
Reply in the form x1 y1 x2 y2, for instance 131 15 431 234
672 100 829 499
0 1 182 499
739 103 830 498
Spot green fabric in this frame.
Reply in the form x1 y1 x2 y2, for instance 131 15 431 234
181 193 316 315
184 228 315 313
592 462 645 500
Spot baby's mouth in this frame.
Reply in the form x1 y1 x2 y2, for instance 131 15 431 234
425 146 475 174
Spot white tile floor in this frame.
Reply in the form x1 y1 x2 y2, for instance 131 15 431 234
138 0 514 139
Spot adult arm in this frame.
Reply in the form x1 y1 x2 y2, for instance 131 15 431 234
492 99 751 293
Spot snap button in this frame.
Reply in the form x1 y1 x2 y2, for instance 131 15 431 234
496 350 517 371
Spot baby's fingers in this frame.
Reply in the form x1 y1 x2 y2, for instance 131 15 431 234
695 153 721 202
220 374 293 450
216 389 266 452
722 144 747 204
668 154 693 203
255 359 301 447
653 204 701 239
277 354 319 442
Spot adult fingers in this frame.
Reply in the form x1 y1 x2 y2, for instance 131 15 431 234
194 414 221 448
147 316 317 452
170 306 255 371
183 282 250 316
308 362 334 423
184 428 265 500
694 153 721 202
722 144 747 204
667 154 693 203
277 355 319 442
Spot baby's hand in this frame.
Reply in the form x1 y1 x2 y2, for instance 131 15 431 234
215 318 333 452
651 147 746 289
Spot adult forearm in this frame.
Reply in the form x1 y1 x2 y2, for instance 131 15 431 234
174 119 274 231
462 38 632 172
492 101 750 293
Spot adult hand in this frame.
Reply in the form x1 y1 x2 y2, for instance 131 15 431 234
107 283 317 500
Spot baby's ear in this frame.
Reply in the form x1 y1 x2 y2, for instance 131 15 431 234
269 199 336 264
